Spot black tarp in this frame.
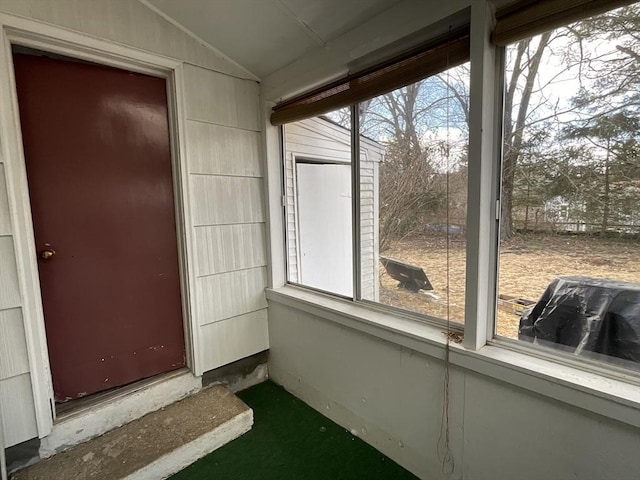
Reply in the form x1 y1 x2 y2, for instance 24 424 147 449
519 276 640 365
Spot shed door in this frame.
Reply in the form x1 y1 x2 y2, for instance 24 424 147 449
296 162 353 296
13 53 185 402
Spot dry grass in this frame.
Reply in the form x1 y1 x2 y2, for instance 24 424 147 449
379 235 467 325
379 233 640 339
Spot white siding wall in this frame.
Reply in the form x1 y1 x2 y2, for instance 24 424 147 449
0 0 266 447
0 163 37 446
284 151 300 280
268 300 640 480
284 118 382 300
359 151 380 302
183 64 268 371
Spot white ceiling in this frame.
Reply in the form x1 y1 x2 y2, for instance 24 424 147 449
144 0 518 80
145 0 407 78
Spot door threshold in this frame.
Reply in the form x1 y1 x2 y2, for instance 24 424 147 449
41 368 201 458
55 368 191 421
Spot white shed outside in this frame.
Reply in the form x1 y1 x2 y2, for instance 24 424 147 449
284 117 384 299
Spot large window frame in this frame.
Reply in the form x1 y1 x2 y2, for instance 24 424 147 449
270 1 640 389
490 8 640 380
282 86 475 330
280 36 476 332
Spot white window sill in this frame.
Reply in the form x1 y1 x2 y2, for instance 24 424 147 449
266 285 640 428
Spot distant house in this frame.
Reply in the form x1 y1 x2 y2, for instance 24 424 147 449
545 180 640 233
544 196 587 232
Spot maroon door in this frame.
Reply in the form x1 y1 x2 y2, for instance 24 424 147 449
13 53 185 402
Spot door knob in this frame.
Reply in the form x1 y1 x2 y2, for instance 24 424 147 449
41 249 56 260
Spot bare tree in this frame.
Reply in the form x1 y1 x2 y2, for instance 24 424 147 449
360 67 471 249
501 32 553 238
501 3 640 238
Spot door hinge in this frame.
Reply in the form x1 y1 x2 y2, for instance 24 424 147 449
496 199 501 221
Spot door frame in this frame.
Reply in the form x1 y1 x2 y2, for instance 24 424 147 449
0 13 198 439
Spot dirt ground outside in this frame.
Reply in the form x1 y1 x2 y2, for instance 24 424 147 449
379 233 640 339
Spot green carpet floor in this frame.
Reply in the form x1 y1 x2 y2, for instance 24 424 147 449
171 381 418 479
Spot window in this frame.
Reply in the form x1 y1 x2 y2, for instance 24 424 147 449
496 3 640 371
358 66 469 324
275 0 639 376
282 63 470 324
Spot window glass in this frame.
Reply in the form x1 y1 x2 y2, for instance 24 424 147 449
283 109 353 297
358 64 470 324
497 4 640 370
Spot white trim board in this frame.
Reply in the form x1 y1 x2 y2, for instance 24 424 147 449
0 12 200 440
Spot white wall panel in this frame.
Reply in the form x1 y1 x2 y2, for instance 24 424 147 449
196 267 267 326
0 164 11 236
268 302 465 479
462 374 640 480
0 374 37 447
195 224 266 277
185 121 261 177
0 237 20 310
199 309 269 371
183 65 260 130
0 308 29 380
268 299 640 480
183 64 239 127
190 175 264 226
233 79 261 132
0 0 253 80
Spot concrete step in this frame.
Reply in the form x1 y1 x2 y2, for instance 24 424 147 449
11 386 252 480
41 369 202 459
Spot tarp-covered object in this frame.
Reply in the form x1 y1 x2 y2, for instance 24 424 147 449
519 276 640 365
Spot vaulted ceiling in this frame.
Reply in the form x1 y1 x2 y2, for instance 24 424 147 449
145 0 403 78
143 0 518 80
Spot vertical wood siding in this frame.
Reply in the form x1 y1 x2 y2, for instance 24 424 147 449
0 1 266 446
